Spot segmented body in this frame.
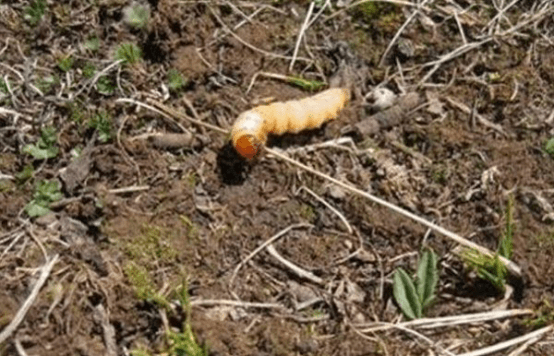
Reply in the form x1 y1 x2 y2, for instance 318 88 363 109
231 87 350 159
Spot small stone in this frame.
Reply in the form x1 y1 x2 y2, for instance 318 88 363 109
296 339 319 354
328 185 346 200
36 212 57 227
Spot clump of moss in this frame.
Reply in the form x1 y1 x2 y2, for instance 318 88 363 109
350 2 403 34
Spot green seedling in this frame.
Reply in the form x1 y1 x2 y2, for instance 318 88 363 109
123 4 150 29
115 43 142 65
82 62 96 79
67 101 86 123
167 69 187 92
524 300 554 328
288 76 326 92
23 126 58 160
544 137 554 158
85 37 100 52
393 249 439 320
89 110 112 142
36 75 58 94
462 197 514 293
25 180 62 217
24 0 46 26
124 262 171 309
15 164 34 185
168 283 208 356
0 78 9 93
96 76 115 95
57 55 74 72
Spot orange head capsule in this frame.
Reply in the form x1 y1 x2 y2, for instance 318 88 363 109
234 134 259 159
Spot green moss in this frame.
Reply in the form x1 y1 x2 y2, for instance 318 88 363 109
125 224 178 264
124 261 170 309
299 204 316 222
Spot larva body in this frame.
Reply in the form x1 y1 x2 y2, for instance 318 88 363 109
231 87 350 159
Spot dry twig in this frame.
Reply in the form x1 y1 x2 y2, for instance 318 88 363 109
265 148 522 277
266 244 324 285
459 325 554 356
0 254 59 344
229 223 312 287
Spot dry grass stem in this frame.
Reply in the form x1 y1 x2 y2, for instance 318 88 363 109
265 148 522 277
266 244 324 285
379 0 430 67
357 309 534 332
108 185 150 194
189 299 285 310
459 325 554 356
208 6 312 64
289 1 315 71
0 254 59 344
229 223 313 287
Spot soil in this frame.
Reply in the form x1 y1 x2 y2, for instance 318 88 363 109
1 0 554 355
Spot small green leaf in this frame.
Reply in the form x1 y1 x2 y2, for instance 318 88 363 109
167 69 187 92
82 63 96 79
22 127 58 159
287 76 326 92
85 37 100 52
416 249 439 309
15 164 34 184
393 268 421 320
58 55 74 72
25 200 51 217
545 137 554 158
123 4 150 29
96 76 115 95
35 180 62 202
22 144 58 159
115 43 142 65
24 0 46 26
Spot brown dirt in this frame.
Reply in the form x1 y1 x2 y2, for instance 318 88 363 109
1 0 554 355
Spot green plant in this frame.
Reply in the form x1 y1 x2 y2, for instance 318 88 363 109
462 197 514 293
393 249 439 320
115 43 142 65
89 110 112 142
124 262 171 309
288 76 326 92
168 284 208 356
23 126 58 159
15 164 34 184
82 62 96 79
124 4 150 29
67 101 86 123
24 0 46 26
544 137 554 158
96 76 115 95
524 299 554 328
57 55 74 72
167 69 187 92
0 78 9 93
25 180 62 217
299 204 315 221
36 75 58 94
85 37 100 52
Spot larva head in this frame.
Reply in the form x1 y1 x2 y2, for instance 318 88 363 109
234 134 260 160
230 111 266 160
